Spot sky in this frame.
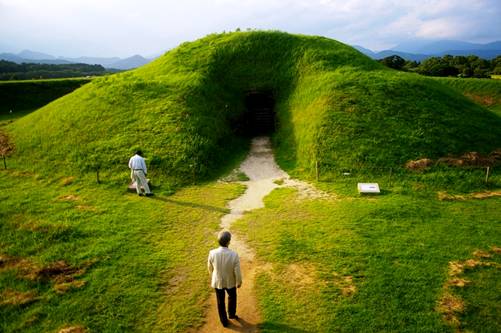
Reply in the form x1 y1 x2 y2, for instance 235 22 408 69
1 0 500 58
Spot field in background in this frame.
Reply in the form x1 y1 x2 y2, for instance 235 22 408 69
0 78 91 115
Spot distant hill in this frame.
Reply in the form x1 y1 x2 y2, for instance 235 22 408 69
0 52 72 65
18 49 56 60
107 55 150 70
59 56 121 67
0 50 153 69
355 39 501 61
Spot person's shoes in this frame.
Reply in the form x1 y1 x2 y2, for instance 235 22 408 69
145 193 154 197
229 315 238 319
138 193 144 196
221 321 229 327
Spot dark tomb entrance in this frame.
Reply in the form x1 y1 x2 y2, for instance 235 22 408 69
241 90 275 136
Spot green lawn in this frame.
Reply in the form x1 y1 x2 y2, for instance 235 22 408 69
0 168 244 332
233 177 501 333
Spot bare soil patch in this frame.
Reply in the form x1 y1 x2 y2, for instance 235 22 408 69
57 326 86 333
438 190 501 201
0 255 92 294
58 194 80 201
438 246 501 329
0 289 38 306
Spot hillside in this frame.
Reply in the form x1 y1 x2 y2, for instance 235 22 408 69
6 31 501 183
433 77 501 117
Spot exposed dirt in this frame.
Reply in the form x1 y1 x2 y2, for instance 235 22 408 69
438 190 501 201
198 137 328 332
58 194 80 201
438 246 501 329
464 93 497 107
57 326 86 333
437 292 464 327
0 289 38 306
0 255 91 294
406 149 501 170
60 176 76 186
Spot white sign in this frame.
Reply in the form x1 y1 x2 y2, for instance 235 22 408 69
357 183 380 194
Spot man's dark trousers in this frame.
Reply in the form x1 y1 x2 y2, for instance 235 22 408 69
215 287 237 325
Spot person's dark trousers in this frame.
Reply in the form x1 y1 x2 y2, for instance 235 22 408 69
215 287 237 326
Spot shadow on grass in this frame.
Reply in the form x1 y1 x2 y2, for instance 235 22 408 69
149 195 228 213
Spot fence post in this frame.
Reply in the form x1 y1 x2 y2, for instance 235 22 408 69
388 167 392 186
485 166 490 184
315 160 319 182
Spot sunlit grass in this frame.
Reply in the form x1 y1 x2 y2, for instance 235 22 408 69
233 184 501 332
0 169 244 332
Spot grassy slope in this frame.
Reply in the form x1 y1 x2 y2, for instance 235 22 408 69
0 168 244 332
7 32 501 185
233 177 501 332
433 77 501 117
0 78 91 114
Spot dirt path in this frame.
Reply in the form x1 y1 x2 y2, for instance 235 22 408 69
198 137 326 333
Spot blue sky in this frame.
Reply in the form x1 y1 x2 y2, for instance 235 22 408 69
1 0 500 57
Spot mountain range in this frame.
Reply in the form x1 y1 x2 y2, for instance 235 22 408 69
1 39 500 69
353 39 501 61
0 50 152 70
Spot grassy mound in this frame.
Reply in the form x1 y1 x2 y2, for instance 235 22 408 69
7 31 501 183
433 77 501 117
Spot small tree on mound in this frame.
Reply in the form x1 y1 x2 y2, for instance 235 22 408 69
0 131 14 169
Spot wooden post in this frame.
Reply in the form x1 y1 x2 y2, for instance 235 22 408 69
485 166 490 184
2 155 6 169
96 168 100 184
389 167 392 186
315 160 319 182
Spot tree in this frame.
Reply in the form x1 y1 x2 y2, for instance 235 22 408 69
379 55 406 70
417 57 459 77
0 131 14 169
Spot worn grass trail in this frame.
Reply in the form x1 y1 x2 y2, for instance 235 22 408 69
199 137 326 332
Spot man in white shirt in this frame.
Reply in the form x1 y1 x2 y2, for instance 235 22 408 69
208 231 242 327
128 150 153 197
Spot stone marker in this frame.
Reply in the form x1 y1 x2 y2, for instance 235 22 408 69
357 183 380 194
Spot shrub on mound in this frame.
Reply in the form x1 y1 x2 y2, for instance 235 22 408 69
8 31 501 182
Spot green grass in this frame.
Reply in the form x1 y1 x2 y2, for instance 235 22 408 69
2 31 501 332
6 31 501 185
233 181 501 332
0 78 91 114
433 77 501 117
0 169 244 332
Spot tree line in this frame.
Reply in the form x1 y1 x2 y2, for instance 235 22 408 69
379 55 501 78
0 60 109 80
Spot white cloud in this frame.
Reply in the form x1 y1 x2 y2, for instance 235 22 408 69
0 0 500 56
